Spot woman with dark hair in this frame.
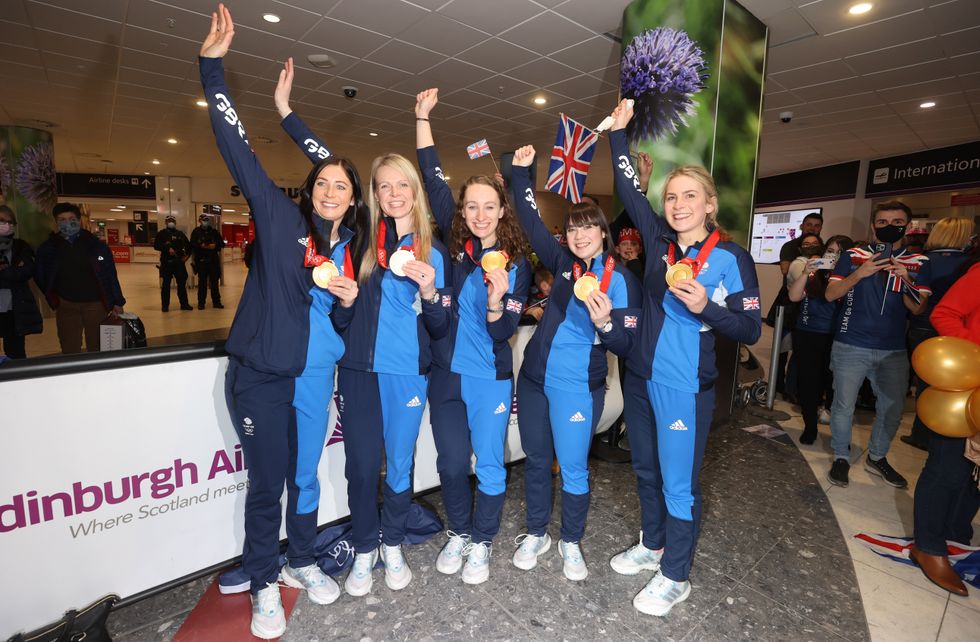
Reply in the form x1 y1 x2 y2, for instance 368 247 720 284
507 145 642 582
0 205 42 359
787 234 853 444
606 100 761 616
415 89 531 584
199 7 369 638
276 64 451 597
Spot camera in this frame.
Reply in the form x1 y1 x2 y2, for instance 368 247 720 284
342 86 357 99
779 111 793 123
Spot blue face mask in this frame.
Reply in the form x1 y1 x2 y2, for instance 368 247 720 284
58 219 81 239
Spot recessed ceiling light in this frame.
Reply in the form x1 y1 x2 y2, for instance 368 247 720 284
117 205 126 209
106 218 116 221
196 99 208 107
262 13 280 23
369 132 379 137
533 97 547 105
144 171 150 175
848 3 872 15
224 208 236 212
167 138 178 144
444 176 451 181
110 208 123 212
307 54 336 69
919 101 936 108
152 159 161 165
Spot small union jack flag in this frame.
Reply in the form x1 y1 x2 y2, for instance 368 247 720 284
624 315 637 328
546 114 598 203
506 298 523 314
441 294 452 308
467 139 491 160
742 297 760 310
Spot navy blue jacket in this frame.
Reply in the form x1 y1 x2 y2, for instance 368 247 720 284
0 238 42 335
610 129 761 393
201 56 350 377
511 165 642 392
281 112 452 376
35 230 125 311
417 145 531 379
910 248 968 331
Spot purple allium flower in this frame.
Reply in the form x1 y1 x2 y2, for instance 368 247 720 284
15 142 57 210
0 155 11 199
620 28 708 143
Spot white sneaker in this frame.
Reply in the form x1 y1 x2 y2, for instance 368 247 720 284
633 570 691 616
250 582 286 639
558 540 588 581
280 563 340 605
344 548 378 597
380 543 413 590
436 531 470 574
512 533 552 570
818 408 831 424
609 538 663 575
461 542 492 585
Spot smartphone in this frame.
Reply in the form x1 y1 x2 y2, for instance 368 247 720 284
811 257 837 270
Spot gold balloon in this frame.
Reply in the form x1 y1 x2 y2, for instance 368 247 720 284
911 336 980 392
968 388 980 432
916 388 976 438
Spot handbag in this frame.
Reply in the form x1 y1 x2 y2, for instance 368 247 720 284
8 594 118 642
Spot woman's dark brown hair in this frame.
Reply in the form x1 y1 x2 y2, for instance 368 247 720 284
450 175 528 262
806 234 853 300
565 202 615 254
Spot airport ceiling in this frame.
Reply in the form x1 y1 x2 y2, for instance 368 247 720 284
1 0 978 196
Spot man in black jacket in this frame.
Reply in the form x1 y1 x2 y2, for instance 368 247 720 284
0 206 42 358
190 213 225 309
154 214 193 311
35 203 125 353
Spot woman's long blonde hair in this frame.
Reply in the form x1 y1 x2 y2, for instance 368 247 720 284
358 153 434 282
924 216 974 251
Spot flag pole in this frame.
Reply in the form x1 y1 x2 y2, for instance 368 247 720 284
488 154 500 174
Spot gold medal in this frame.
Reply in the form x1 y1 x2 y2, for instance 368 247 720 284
573 274 600 301
388 248 415 277
312 261 340 288
665 262 694 288
480 250 508 273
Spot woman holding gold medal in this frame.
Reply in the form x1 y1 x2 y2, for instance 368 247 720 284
507 144 642 581
275 64 452 597
415 89 532 585
199 6 371 638
605 100 761 616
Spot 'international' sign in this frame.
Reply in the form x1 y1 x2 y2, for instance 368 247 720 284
867 141 980 196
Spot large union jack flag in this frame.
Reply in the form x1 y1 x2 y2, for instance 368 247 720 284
546 114 598 203
854 533 980 588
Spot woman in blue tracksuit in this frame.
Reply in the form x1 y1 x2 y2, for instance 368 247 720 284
274 59 451 597
415 89 531 585
507 145 642 582
605 100 761 616
200 7 368 639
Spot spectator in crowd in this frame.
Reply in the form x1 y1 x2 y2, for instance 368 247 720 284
787 234 852 443
901 217 974 450
617 227 644 280
0 205 42 358
524 266 553 322
779 212 823 275
910 249 980 596
154 214 193 312
35 202 125 354
824 202 929 489
191 213 225 309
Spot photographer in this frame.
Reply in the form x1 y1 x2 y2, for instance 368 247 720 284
154 214 193 312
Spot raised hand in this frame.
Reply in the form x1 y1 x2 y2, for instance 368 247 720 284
274 57 294 118
610 98 634 132
513 145 536 167
416 88 438 119
200 4 235 59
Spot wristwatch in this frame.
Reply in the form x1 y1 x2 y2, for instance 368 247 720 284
598 320 613 334
423 290 440 305
487 301 505 313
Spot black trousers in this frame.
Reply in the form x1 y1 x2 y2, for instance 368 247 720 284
0 311 26 359
792 328 834 432
161 261 189 309
196 260 221 306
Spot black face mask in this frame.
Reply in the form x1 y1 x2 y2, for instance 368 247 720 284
800 245 822 257
875 224 906 244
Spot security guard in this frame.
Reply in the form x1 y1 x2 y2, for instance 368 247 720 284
190 212 225 309
154 214 193 311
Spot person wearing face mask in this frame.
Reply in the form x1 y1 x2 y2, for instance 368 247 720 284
199 7 375 637
275 61 451 598
190 212 225 310
606 100 761 616
0 206 42 359
824 202 931 489
415 89 533 585
35 203 125 354
507 144 641 582
787 234 853 444
153 214 193 312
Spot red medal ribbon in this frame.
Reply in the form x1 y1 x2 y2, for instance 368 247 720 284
667 229 720 278
572 254 617 293
306 235 353 277
377 219 418 269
